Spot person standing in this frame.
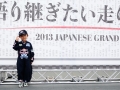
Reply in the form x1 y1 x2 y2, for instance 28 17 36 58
13 30 34 88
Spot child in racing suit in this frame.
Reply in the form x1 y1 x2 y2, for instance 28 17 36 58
13 30 34 88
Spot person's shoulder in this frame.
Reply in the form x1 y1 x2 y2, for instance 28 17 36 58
17 41 22 44
26 41 32 45
26 41 31 44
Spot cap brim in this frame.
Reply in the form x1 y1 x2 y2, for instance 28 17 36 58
19 34 27 36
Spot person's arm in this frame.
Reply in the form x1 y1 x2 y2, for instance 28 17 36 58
30 43 35 63
13 36 19 51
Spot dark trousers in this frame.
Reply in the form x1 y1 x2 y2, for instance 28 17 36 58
17 58 32 82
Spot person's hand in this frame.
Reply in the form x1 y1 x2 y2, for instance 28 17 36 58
16 36 19 41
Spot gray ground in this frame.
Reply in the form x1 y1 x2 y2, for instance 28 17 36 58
0 83 120 90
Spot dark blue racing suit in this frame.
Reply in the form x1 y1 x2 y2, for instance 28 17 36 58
13 40 34 82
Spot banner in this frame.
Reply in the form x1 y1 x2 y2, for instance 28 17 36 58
0 0 120 63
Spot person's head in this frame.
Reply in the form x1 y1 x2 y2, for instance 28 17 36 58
19 30 28 42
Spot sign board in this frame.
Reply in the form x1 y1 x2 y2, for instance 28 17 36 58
0 0 120 65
